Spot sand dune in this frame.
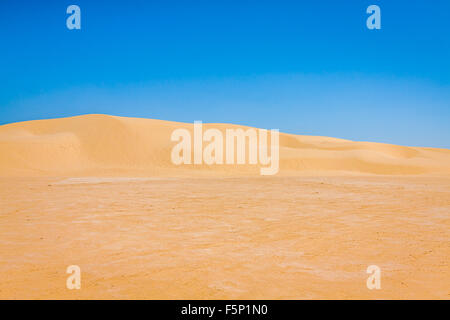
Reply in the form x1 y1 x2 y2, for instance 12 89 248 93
1 114 449 299
1 114 449 177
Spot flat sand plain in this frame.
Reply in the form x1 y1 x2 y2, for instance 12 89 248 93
0 175 449 299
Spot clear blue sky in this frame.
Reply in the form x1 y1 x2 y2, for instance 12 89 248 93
1 0 449 148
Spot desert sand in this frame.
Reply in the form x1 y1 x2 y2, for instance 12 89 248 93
0 114 449 299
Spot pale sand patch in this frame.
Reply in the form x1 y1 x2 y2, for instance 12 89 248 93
54 177 175 185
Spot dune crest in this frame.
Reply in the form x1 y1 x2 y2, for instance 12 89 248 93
0 114 449 177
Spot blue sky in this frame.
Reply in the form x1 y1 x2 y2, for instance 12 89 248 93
1 0 449 148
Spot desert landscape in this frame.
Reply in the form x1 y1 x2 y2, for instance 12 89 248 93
0 114 449 299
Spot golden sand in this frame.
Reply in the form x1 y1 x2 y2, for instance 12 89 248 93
0 115 449 299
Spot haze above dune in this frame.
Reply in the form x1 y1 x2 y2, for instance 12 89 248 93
0 114 449 177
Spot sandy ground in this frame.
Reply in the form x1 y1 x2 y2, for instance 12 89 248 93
0 175 449 299
0 115 449 299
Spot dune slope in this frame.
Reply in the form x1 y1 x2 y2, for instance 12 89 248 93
0 114 449 176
